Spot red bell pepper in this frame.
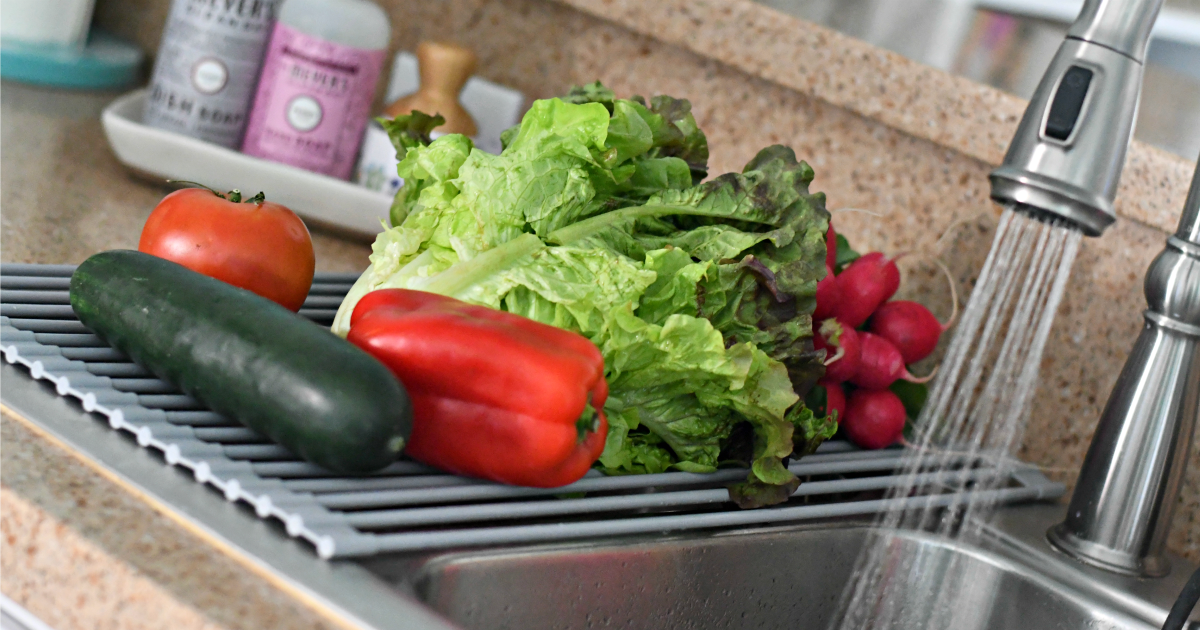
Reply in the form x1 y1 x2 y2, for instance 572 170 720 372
347 289 609 488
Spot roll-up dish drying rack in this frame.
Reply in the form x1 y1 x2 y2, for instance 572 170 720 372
0 264 1064 559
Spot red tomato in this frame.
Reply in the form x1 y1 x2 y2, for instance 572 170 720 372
138 187 315 311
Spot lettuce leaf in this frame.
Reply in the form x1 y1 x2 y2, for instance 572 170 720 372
559 83 708 182
381 111 448 226
337 84 834 506
381 110 444 158
547 144 829 393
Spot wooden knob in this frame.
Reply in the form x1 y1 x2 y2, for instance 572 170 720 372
384 42 478 137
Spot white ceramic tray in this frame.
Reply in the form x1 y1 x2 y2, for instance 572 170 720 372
101 89 393 240
102 52 526 241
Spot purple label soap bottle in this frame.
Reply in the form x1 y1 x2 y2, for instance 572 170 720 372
242 0 390 180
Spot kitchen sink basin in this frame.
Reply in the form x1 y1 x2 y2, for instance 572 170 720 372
406 515 1163 630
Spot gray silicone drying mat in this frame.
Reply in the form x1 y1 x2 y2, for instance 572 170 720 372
0 263 1064 559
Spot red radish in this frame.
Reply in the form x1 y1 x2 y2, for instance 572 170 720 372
813 318 861 383
843 389 907 450
825 224 837 270
850 332 933 390
867 257 959 363
869 301 947 364
807 380 846 420
832 252 901 328
814 265 840 321
822 380 846 422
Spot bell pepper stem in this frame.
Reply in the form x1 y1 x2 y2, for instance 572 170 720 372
576 402 599 442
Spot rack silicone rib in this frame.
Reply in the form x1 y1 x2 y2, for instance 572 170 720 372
0 264 1064 559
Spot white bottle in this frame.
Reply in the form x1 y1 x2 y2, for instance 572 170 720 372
241 0 390 180
0 0 97 48
143 0 280 148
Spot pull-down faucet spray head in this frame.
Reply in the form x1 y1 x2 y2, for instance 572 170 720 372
989 0 1165 236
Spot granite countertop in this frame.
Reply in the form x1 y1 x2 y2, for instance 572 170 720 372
0 81 373 270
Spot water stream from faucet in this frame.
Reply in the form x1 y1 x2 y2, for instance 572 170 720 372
831 207 1084 629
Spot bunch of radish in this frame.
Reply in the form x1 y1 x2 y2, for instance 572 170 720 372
810 223 956 450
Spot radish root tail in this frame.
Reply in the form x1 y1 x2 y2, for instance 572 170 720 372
823 345 846 366
904 364 939 384
932 211 990 251
931 257 959 331
895 252 960 331
831 207 883 218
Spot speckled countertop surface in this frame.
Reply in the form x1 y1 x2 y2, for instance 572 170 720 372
0 82 373 270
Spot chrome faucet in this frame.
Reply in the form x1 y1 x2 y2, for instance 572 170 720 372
988 0 1200 577
1048 157 1200 577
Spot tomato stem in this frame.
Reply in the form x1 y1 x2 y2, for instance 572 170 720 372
166 179 220 195
165 180 266 205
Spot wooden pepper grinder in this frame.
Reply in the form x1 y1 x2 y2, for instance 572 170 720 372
384 41 478 137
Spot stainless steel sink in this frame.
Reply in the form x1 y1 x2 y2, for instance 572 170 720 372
417 526 859 630
401 506 1186 630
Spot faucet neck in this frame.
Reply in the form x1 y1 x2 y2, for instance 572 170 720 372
1068 0 1166 62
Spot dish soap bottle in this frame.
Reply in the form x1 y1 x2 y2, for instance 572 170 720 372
383 41 478 136
143 0 280 148
241 0 390 180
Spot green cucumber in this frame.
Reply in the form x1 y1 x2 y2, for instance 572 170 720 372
70 250 411 474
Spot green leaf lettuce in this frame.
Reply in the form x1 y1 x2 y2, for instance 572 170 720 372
335 84 834 507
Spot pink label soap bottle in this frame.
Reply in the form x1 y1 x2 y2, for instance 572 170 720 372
242 0 390 180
